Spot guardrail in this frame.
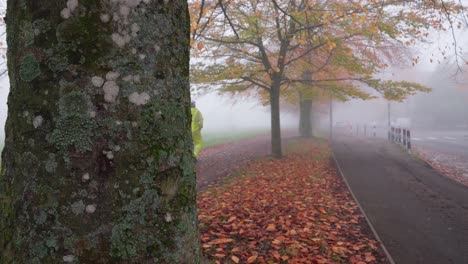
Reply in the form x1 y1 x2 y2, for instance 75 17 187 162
389 126 411 151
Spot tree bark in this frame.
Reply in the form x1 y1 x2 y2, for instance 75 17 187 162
298 70 313 137
270 81 282 158
299 96 312 138
1 1 200 263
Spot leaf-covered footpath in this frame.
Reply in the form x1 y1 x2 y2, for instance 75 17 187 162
197 139 387 263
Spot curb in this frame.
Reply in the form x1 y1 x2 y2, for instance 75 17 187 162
331 149 396 264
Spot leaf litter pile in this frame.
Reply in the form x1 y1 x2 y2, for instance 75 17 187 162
197 139 387 264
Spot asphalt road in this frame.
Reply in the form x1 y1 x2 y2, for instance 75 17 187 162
411 130 468 156
332 137 468 264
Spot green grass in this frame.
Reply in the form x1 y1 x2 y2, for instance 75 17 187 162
202 129 269 148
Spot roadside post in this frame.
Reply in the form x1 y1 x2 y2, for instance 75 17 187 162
402 129 407 146
407 130 411 150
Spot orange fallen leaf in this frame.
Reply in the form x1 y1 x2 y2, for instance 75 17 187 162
247 255 257 263
266 224 276 231
231 255 240 263
213 254 225 258
272 239 282 245
209 238 234 245
365 254 376 262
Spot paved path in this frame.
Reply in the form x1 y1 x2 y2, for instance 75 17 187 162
332 137 468 264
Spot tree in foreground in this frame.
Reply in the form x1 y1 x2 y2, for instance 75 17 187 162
0 1 200 263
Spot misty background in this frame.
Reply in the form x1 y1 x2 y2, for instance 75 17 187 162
0 2 467 142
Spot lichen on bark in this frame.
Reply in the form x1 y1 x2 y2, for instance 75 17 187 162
0 0 200 263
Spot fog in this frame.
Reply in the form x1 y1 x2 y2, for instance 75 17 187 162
0 77 7 141
194 92 298 136
331 61 468 131
331 25 468 132
0 2 466 141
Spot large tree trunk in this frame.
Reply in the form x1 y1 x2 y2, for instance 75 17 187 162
0 1 200 263
298 92 312 137
270 81 282 158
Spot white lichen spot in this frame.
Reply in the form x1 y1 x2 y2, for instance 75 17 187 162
132 122 138 127
60 8 71 19
133 75 141 83
123 75 133 82
63 255 75 263
106 151 114 160
131 48 137 54
120 5 130 16
67 0 79 11
71 200 85 215
103 81 119 103
61 0 78 19
106 71 120 81
154 44 160 52
115 121 122 125
114 145 121 152
91 76 105 87
111 33 126 48
82 173 90 182
23 111 29 117
164 0 169 4
128 92 150 106
86 204 96 214
113 12 120 21
33 116 43 128
165 212 173 222
89 111 96 118
100 13 110 23
131 23 140 33
143 0 151 4
139 54 146 60
123 34 131 43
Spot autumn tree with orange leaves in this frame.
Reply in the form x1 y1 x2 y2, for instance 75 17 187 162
190 0 465 158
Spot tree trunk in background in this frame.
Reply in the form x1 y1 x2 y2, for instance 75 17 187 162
298 70 313 137
299 95 312 137
1 1 200 263
270 80 282 158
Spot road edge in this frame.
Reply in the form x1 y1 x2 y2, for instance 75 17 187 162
331 147 396 264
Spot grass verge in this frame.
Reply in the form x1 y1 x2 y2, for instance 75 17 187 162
197 138 386 264
203 129 269 148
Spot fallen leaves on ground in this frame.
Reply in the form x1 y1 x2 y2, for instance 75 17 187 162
415 147 468 187
197 139 387 263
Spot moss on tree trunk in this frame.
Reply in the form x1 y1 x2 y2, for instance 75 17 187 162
0 0 201 263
